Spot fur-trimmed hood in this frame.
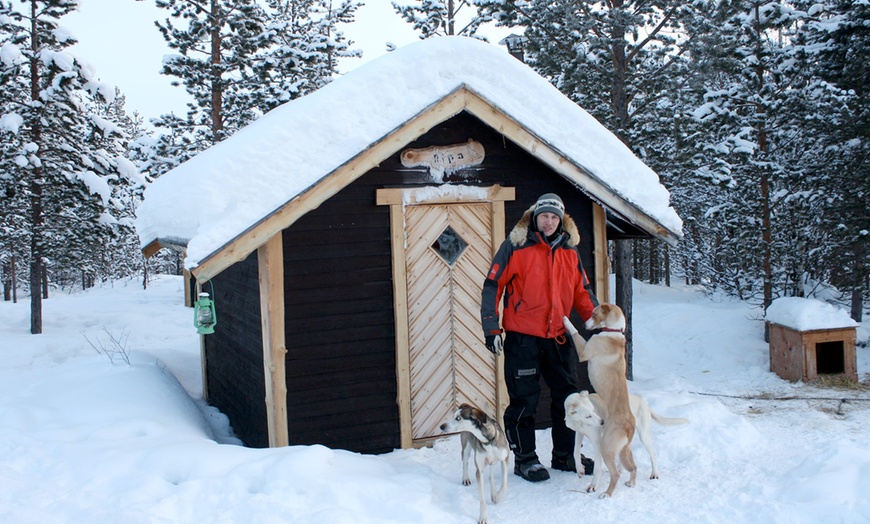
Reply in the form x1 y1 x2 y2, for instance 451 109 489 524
508 205 580 247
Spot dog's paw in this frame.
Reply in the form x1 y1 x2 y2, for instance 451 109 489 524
626 479 636 487
598 492 611 499
586 484 597 493
562 316 578 335
649 473 659 480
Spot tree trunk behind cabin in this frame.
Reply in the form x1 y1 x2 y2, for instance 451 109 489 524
29 3 43 334
664 245 671 287
2 260 10 302
614 239 633 381
11 253 16 303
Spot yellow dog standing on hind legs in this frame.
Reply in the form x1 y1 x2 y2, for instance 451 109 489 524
563 305 638 498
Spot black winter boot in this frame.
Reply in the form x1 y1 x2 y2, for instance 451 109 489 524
551 452 576 472
514 457 550 482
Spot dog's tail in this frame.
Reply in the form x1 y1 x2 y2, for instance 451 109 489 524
649 410 689 426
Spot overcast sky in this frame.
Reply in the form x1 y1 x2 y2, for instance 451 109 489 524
64 1 511 124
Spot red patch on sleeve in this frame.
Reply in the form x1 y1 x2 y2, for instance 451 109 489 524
487 264 500 280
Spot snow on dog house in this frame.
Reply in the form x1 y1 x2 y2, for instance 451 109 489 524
135 36 682 454
766 297 858 382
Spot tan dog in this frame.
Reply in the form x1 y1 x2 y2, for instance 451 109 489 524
565 390 689 492
440 404 509 524
563 305 637 498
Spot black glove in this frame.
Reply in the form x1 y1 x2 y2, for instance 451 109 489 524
484 333 503 355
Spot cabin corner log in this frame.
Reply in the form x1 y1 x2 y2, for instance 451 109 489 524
258 234 289 447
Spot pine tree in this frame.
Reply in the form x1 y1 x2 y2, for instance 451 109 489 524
89 89 154 286
0 0 129 333
684 1 829 317
254 0 362 113
151 0 361 170
152 0 272 154
792 0 869 320
393 0 484 38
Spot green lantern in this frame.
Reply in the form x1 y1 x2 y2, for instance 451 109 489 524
194 291 217 335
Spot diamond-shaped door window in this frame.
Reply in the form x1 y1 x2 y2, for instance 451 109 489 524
432 226 468 266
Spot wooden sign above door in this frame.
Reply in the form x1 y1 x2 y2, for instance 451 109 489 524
400 139 485 179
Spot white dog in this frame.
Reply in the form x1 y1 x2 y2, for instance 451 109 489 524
564 306 637 497
440 403 509 524
565 390 688 492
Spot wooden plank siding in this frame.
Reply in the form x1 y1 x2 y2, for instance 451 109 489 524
203 251 269 448
280 178 399 453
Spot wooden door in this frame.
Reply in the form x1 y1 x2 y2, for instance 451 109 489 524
404 203 495 441
377 185 514 448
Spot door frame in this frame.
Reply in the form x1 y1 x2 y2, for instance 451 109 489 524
377 184 515 448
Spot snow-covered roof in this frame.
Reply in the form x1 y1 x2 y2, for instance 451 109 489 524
135 36 683 272
766 297 858 331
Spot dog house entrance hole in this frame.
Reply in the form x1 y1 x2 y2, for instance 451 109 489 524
816 341 846 375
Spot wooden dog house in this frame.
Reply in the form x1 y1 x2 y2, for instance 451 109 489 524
767 297 858 382
135 37 682 454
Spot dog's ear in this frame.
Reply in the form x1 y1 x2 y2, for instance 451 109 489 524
578 390 589 398
470 407 487 425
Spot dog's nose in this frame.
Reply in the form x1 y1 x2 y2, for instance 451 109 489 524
439 423 447 431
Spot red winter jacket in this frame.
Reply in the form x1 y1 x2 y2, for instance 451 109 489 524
481 207 595 339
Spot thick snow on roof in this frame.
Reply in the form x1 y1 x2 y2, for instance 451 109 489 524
135 36 682 269
766 297 858 331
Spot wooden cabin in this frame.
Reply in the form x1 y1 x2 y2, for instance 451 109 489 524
136 37 682 454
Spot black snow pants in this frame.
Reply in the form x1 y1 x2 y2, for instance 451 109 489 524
502 331 582 464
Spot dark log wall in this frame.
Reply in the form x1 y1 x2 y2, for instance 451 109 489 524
204 251 268 448
281 183 399 453
204 110 600 454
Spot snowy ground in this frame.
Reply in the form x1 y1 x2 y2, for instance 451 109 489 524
1 275 868 524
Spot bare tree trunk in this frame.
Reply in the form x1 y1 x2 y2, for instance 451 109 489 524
614 240 633 380
11 253 16 303
609 0 633 379
2 259 9 301
753 4 773 342
851 246 865 322
664 245 671 287
850 287 863 323
29 0 43 334
210 0 223 144
143 254 149 290
30 178 43 333
632 239 641 280
650 241 660 284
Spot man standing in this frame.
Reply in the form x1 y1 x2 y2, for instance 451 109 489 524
481 193 596 482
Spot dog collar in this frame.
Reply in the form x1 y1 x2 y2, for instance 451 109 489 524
598 328 624 333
